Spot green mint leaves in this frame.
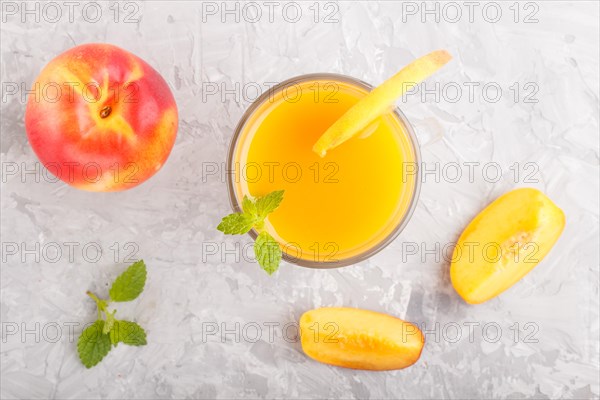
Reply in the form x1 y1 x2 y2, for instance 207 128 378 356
78 260 148 368
217 190 284 275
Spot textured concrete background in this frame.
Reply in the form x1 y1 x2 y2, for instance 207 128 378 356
1 1 599 399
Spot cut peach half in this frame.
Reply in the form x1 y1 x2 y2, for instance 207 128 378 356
451 188 566 304
312 50 452 157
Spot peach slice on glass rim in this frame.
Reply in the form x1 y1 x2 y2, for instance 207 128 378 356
312 50 452 157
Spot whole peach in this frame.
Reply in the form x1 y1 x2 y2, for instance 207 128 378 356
25 43 178 191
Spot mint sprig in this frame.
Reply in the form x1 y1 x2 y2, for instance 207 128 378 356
78 260 148 368
217 190 284 275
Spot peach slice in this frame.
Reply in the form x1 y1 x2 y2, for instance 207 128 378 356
451 188 566 304
312 50 452 157
299 307 424 371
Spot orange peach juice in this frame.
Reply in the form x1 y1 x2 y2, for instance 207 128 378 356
229 75 419 266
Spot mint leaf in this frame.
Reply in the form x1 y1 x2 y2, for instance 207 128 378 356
109 260 147 302
217 213 256 235
242 195 258 217
254 231 282 275
255 190 284 219
217 190 285 275
78 320 112 368
110 320 147 347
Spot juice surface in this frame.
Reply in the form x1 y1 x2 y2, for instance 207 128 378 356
233 77 417 264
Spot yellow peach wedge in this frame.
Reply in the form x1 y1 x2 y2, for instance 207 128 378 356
299 307 424 371
451 188 566 304
312 49 452 157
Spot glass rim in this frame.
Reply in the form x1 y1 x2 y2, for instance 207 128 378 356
226 72 422 269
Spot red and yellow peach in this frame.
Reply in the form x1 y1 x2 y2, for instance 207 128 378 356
25 43 178 191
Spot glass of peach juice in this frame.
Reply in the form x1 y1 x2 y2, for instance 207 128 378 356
227 73 421 268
